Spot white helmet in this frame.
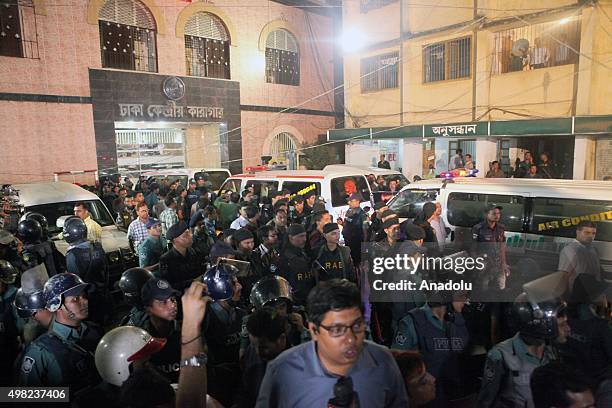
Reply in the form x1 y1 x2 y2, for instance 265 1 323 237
95 326 166 386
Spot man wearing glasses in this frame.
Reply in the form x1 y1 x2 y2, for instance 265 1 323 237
256 279 408 407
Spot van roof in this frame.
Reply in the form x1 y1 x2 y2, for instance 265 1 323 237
141 168 230 176
12 182 100 207
230 170 369 180
400 178 612 199
323 164 403 176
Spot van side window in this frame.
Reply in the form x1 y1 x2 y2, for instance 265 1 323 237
331 176 370 207
245 181 279 202
219 179 242 193
530 198 612 242
388 189 438 219
282 182 321 199
447 192 525 232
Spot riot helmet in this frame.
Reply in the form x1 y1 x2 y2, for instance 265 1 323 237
63 217 87 244
43 272 90 312
13 288 46 318
201 263 238 301
21 212 49 239
250 275 293 310
512 292 564 340
95 326 166 387
118 267 155 306
17 219 43 244
0 260 18 284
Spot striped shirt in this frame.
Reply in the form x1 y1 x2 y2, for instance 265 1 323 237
159 208 179 237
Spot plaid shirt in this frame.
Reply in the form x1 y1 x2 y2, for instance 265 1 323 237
159 207 179 237
127 218 149 253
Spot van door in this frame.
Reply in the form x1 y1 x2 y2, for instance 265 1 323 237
329 175 372 220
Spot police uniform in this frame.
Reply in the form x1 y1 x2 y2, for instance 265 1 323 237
158 247 206 290
343 207 368 264
471 220 506 291
119 305 150 328
392 304 469 406
22 240 65 277
1 285 20 385
277 244 314 306
138 236 168 272
18 320 102 391
65 241 106 288
139 318 182 384
314 243 355 283
204 301 247 406
477 333 555 408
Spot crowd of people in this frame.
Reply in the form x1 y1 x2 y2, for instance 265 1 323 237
447 149 569 179
0 171 610 408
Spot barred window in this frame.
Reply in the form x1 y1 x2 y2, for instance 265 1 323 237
0 0 38 59
360 52 399 92
360 0 398 13
265 29 299 86
99 0 157 72
492 16 581 75
423 37 471 83
184 12 230 79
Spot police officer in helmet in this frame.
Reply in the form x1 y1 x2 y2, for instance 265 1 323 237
117 267 155 327
63 217 107 325
18 218 64 277
13 287 52 346
17 273 103 391
201 263 246 406
477 293 563 407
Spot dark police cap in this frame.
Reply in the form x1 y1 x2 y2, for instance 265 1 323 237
210 242 236 259
403 223 426 240
287 224 306 236
165 221 189 241
233 228 254 244
323 223 340 234
141 278 180 306
382 218 399 229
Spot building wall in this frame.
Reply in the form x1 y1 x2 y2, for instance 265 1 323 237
341 0 612 179
0 0 336 183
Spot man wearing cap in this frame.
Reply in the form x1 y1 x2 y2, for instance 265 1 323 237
471 204 510 291
138 218 168 273
18 273 103 390
289 195 307 225
138 278 183 383
234 228 265 298
342 193 369 265
159 222 206 290
277 224 314 306
314 223 355 283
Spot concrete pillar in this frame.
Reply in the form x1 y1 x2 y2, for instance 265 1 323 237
574 135 596 180
400 139 423 180
475 139 498 177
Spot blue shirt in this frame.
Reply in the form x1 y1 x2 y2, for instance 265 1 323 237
255 340 408 408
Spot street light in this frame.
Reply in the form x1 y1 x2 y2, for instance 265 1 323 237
340 26 367 54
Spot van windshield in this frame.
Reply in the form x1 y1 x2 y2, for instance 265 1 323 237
388 189 439 219
27 200 115 234
194 171 230 190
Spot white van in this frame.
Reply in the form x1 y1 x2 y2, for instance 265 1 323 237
133 168 231 191
218 169 374 221
323 164 409 202
387 178 612 278
12 182 134 266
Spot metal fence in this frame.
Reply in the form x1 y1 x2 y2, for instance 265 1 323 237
423 37 471 83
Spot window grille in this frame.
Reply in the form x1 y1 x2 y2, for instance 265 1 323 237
0 0 38 59
492 16 581 74
265 29 299 86
423 37 471 83
360 52 399 92
99 0 157 72
270 132 297 160
185 12 230 79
